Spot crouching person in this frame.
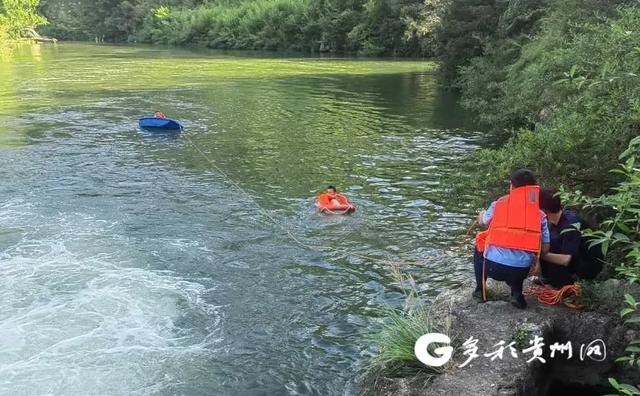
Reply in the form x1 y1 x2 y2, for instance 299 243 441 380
473 169 550 309
538 189 603 288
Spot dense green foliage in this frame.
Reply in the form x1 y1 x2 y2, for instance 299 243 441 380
34 0 549 59
38 0 197 42
563 136 640 284
0 20 9 50
436 0 511 81
39 0 444 55
0 0 47 40
457 1 640 199
177 0 440 54
140 0 316 51
35 0 512 58
562 137 640 395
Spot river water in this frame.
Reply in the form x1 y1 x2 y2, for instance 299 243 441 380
0 43 480 395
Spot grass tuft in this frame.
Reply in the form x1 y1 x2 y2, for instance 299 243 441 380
365 262 449 378
367 306 443 375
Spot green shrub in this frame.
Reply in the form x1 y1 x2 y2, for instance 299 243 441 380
0 14 9 38
0 0 47 38
140 0 314 50
511 324 530 350
434 0 510 82
0 17 12 56
134 0 436 55
462 5 640 200
561 137 640 395
562 136 640 282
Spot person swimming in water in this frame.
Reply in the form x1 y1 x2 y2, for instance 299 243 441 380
326 186 342 207
316 186 355 214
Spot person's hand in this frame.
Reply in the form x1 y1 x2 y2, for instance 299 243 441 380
477 211 487 227
529 261 540 276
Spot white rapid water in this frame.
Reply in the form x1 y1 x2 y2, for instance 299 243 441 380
0 199 221 395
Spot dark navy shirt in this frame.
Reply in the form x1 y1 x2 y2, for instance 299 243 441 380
548 209 584 256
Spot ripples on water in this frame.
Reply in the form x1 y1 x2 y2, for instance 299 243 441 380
0 200 221 395
0 43 482 395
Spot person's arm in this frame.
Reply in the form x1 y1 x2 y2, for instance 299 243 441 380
477 211 486 226
540 215 551 255
542 252 571 266
541 243 550 255
530 245 550 275
541 224 581 265
340 194 354 208
478 202 496 228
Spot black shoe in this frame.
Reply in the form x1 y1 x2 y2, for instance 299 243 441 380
472 288 486 302
510 295 527 309
532 277 551 287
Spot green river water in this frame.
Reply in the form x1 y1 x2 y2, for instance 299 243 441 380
0 43 481 395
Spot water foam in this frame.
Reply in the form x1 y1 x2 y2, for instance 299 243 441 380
0 200 221 395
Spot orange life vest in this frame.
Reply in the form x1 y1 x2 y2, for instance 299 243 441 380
476 185 542 253
317 193 350 209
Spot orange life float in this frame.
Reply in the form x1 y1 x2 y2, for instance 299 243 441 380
316 193 355 215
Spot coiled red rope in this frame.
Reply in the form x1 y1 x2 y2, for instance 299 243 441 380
524 283 583 309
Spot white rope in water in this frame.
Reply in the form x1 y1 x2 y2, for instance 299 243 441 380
183 133 389 262
182 133 469 266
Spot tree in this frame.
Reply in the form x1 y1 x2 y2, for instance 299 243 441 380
435 0 507 82
1 0 47 37
38 0 441 54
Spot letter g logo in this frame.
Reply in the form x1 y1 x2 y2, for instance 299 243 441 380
415 333 453 367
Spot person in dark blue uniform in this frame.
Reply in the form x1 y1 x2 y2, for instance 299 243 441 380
539 190 603 288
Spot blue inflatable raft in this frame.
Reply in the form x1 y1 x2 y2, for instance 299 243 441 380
139 116 183 131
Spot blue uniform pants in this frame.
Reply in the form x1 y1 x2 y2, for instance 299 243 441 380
474 248 530 298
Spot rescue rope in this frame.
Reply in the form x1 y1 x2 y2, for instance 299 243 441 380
524 283 583 309
183 134 317 252
180 131 482 285
182 133 424 265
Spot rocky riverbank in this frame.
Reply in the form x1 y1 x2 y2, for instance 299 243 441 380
366 279 640 396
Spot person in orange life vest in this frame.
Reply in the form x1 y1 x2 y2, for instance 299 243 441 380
316 186 354 211
472 169 550 309
154 111 166 119
327 186 342 208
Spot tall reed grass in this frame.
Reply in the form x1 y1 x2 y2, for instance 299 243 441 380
365 262 449 377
